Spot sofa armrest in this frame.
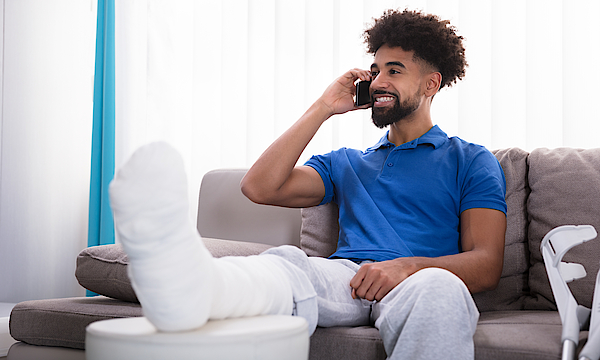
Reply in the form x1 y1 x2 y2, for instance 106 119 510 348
198 169 301 247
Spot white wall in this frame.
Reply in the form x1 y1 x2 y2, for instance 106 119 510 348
0 0 96 302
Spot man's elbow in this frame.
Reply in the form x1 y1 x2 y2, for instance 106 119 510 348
240 178 268 205
475 265 503 293
240 176 282 206
480 274 501 292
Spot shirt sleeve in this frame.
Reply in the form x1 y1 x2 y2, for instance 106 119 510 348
304 152 335 205
460 149 507 215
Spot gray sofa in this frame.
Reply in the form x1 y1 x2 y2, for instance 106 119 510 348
7 147 600 360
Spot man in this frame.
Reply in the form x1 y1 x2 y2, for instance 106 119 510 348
110 9 507 360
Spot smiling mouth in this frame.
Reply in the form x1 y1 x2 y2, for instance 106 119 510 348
373 94 397 106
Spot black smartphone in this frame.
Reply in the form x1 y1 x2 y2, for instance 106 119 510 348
355 80 371 107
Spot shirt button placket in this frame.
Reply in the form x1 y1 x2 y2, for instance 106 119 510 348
381 149 397 178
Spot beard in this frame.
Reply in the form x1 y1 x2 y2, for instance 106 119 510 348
371 90 422 129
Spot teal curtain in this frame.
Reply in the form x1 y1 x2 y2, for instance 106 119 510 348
88 0 116 249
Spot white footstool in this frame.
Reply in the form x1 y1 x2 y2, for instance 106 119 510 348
86 315 309 360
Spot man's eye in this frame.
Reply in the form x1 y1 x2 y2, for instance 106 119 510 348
371 71 379 77
390 69 400 74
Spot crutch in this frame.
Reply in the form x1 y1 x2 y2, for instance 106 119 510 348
578 266 600 360
541 225 597 360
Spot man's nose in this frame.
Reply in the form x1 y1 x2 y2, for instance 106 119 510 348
370 74 388 90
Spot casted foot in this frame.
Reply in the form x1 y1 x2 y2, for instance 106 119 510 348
109 142 214 332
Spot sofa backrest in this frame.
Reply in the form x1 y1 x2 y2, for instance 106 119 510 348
197 169 302 247
524 147 600 310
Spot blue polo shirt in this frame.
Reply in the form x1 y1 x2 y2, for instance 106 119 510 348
304 125 506 262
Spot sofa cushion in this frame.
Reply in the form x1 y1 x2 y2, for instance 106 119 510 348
310 311 576 360
9 296 142 350
301 202 339 258
300 148 532 312
473 310 588 360
309 326 386 360
473 148 530 311
76 238 274 302
525 147 600 310
76 244 137 302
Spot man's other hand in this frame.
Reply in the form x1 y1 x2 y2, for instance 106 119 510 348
349 258 419 301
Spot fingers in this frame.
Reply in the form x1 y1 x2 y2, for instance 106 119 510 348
347 68 372 83
349 266 366 299
361 277 388 302
349 264 367 290
349 263 395 302
338 68 371 89
350 264 379 301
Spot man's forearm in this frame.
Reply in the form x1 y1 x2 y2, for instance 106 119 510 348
241 68 371 207
351 209 506 301
400 248 503 294
351 249 503 301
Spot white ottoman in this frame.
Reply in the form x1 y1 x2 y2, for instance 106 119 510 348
85 315 309 360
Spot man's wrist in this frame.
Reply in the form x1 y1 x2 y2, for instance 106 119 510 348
393 256 426 277
313 98 336 119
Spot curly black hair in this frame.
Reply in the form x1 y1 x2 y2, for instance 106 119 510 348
364 9 467 90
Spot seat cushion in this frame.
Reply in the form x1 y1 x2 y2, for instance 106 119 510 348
475 310 589 360
309 326 386 360
9 296 142 349
310 311 587 360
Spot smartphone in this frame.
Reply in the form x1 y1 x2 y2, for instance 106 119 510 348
355 80 371 107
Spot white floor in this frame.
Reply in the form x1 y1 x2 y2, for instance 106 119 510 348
0 303 17 357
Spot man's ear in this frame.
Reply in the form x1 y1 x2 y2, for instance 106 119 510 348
425 72 442 96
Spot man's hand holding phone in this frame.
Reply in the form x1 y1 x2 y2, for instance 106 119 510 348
318 69 371 117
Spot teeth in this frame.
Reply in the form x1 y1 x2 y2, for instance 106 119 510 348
376 96 395 102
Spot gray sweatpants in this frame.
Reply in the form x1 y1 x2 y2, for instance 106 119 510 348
261 246 480 360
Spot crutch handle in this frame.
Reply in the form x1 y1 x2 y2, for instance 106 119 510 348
541 225 598 360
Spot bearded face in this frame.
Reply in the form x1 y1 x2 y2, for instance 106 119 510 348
371 89 422 129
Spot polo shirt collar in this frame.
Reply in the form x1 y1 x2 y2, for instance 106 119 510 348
367 125 448 151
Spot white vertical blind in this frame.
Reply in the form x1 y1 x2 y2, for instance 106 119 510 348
490 0 527 149
0 0 96 302
526 0 564 150
115 0 600 220
562 0 600 148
